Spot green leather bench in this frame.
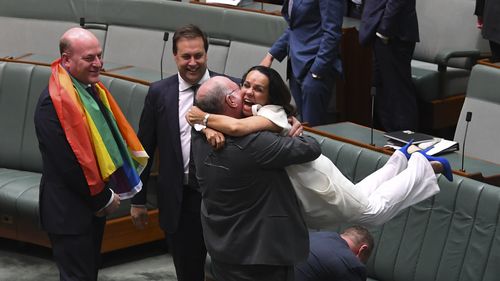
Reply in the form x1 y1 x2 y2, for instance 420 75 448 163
454 64 500 166
306 133 500 281
1 0 490 133
410 0 489 131
0 60 163 252
0 0 289 82
203 131 500 281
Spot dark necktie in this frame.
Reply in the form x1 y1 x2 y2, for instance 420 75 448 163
187 84 200 190
191 83 200 105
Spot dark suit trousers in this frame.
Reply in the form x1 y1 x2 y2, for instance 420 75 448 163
290 71 336 126
211 258 294 281
48 216 106 281
489 41 500 62
373 37 418 132
166 187 206 281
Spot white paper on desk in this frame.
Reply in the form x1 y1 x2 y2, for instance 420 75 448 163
425 139 458 156
206 0 241 5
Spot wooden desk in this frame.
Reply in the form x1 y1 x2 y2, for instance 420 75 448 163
335 22 373 127
478 58 500 69
307 122 500 186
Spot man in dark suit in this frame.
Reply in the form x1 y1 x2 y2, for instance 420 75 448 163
130 24 225 281
261 0 345 126
359 0 420 132
295 226 374 281
475 0 500 62
191 76 322 281
34 27 121 281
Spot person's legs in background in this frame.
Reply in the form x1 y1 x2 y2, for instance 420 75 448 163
166 188 206 281
373 37 418 132
290 73 335 126
347 0 363 19
489 40 500 62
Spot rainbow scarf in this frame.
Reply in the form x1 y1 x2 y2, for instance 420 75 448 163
48 59 148 199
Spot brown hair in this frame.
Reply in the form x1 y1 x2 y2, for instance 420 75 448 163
172 24 208 55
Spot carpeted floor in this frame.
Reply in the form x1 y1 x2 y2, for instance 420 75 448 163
0 238 178 281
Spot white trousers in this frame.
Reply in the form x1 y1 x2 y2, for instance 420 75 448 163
286 150 440 229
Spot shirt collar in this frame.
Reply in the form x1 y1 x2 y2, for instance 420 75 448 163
178 69 210 92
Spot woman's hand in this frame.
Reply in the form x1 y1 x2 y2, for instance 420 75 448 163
186 106 206 125
288 116 304 137
204 128 226 150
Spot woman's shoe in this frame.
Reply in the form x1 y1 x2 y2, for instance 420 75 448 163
417 150 453 182
398 139 414 159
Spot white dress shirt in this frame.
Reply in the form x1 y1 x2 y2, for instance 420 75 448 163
178 70 210 184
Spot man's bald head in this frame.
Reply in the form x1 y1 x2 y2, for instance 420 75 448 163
59 27 103 85
59 27 99 55
196 76 243 119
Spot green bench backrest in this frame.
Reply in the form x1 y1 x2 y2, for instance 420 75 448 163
307 131 500 281
454 64 500 165
0 61 149 173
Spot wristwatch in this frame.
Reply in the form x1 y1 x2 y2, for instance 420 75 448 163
202 113 210 126
194 113 210 132
194 124 206 132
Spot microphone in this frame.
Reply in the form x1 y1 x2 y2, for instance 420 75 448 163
460 111 472 172
370 87 376 146
160 32 169 80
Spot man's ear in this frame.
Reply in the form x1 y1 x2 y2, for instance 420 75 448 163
225 94 237 108
356 244 369 263
61 53 71 68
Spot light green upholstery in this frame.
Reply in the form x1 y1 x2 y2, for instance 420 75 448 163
103 25 172 74
411 0 489 102
454 64 500 165
96 0 288 80
225 41 287 81
0 0 490 101
206 38 231 75
309 133 500 281
0 62 45 172
0 60 154 245
411 60 470 101
0 0 288 81
0 17 74 62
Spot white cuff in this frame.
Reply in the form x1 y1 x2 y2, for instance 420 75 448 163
97 188 115 213
376 32 389 40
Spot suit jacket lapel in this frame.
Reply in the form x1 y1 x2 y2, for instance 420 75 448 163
164 76 183 164
165 72 215 166
285 0 305 25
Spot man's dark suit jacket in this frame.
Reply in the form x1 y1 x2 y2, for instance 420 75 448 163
192 131 321 265
131 71 229 233
359 0 419 45
34 87 111 234
295 231 366 281
270 0 344 80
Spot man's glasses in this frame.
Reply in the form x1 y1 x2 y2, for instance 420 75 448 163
226 88 238 97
